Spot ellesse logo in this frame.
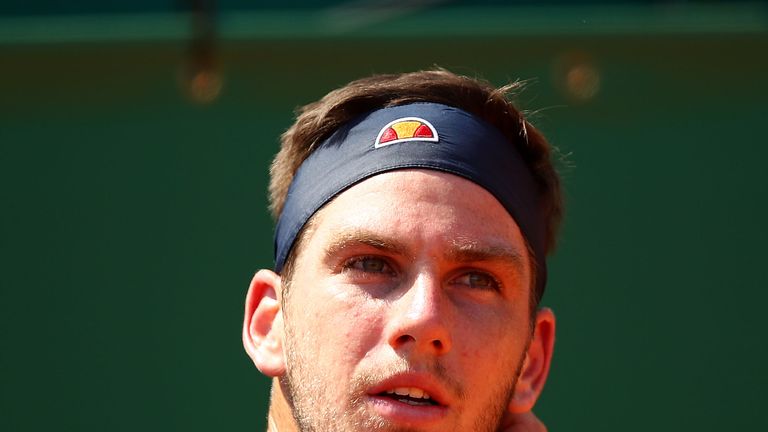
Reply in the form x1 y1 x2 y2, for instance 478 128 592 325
374 117 439 148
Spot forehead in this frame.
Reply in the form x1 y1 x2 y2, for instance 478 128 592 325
309 169 527 254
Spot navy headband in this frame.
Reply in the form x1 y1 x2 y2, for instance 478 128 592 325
274 102 547 296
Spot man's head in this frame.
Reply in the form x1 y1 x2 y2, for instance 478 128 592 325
244 69 562 432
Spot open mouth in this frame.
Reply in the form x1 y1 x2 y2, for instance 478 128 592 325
377 387 440 406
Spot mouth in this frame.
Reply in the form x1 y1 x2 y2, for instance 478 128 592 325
376 387 440 407
365 374 451 425
367 384 448 425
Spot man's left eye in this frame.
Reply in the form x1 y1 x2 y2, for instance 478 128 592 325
451 272 500 290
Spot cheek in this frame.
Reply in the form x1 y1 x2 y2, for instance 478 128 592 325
453 314 529 369
457 332 503 369
338 303 383 356
303 287 384 364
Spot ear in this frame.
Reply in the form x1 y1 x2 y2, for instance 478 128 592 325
509 307 556 413
242 269 286 377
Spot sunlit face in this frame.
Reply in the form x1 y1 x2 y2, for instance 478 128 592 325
280 170 534 432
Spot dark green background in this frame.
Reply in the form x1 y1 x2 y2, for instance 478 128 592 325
2 4 767 431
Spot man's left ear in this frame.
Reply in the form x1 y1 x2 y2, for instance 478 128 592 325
509 307 556 413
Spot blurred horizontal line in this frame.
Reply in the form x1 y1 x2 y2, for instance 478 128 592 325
1 3 767 44
0 13 190 44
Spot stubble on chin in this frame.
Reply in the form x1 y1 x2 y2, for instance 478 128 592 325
283 347 522 432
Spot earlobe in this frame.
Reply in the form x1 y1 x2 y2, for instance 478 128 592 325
509 307 556 413
242 269 286 377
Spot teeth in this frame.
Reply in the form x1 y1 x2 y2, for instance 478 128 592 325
385 387 431 400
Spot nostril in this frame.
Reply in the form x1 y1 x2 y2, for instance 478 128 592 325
431 339 443 350
395 334 416 346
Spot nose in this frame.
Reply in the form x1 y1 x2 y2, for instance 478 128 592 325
386 272 452 356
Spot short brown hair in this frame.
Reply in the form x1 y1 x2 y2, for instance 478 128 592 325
269 69 563 305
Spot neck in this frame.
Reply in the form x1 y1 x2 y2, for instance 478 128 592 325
266 378 299 432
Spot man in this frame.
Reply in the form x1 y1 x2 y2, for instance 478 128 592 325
243 69 563 432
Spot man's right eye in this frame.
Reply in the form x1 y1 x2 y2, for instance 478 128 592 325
344 256 394 275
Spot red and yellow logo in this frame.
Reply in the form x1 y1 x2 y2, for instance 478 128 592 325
374 117 439 148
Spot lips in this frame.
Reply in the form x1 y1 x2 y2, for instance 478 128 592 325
367 373 450 407
365 372 452 425
382 386 437 406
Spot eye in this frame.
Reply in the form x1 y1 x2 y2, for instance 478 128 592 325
344 256 394 275
450 271 501 291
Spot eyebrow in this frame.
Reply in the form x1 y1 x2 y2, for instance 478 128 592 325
323 229 410 261
445 239 527 274
323 229 526 273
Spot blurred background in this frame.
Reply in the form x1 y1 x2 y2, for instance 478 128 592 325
1 1 767 430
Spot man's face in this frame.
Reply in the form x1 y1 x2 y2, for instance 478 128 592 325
280 169 534 432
